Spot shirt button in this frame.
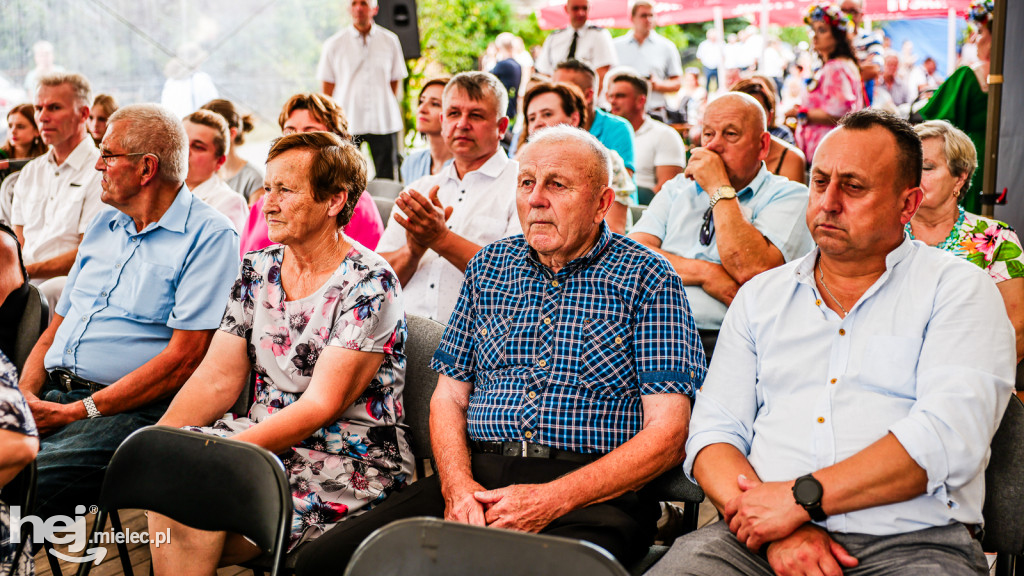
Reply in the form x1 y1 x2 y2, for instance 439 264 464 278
614 336 623 345
429 284 435 289
81 315 87 321
551 280 559 287
524 431 533 439
458 198 463 202
480 328 487 336
830 378 837 384
839 328 846 336
538 359 547 367
100 291 107 297
543 317 551 325
817 417 825 424
65 348 72 354
815 299 822 306
528 391 537 399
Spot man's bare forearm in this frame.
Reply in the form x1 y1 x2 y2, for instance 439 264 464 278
430 381 476 493
380 246 423 286
693 443 761 513
19 314 63 396
26 247 79 280
712 200 784 284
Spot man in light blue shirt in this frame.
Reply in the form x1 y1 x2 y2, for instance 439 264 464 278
630 93 811 352
18 104 240 519
613 0 683 121
649 110 1015 576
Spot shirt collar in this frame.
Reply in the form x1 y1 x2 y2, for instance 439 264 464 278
525 222 613 276
794 235 917 289
350 23 377 37
48 136 97 171
442 147 510 183
109 184 193 235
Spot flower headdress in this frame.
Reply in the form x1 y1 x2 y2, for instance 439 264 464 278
967 0 994 29
804 4 853 35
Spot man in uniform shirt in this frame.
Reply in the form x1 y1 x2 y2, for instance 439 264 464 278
11 72 102 282
613 0 683 122
18 104 239 519
317 0 407 180
377 71 521 324
535 0 617 95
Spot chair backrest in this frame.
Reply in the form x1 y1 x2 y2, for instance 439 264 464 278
0 171 21 227
98 426 291 564
629 204 647 226
344 517 630 576
403 315 445 462
373 196 394 226
366 179 403 200
13 282 49 373
982 395 1024 555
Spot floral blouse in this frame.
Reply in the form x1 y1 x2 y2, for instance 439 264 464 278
908 210 1024 282
1 351 36 576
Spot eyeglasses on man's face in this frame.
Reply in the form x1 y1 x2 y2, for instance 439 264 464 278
98 152 149 166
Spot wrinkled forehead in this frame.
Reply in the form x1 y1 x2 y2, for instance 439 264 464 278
443 86 498 117
812 127 890 178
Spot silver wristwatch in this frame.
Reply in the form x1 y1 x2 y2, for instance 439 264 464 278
708 185 737 209
83 396 102 419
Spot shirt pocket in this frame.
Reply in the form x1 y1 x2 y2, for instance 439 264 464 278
474 315 511 372
111 261 177 322
578 317 635 398
858 335 923 399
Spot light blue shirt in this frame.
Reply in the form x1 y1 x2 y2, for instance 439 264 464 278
590 108 635 174
613 30 684 110
631 165 811 329
46 186 240 385
401 148 452 185
685 239 1016 535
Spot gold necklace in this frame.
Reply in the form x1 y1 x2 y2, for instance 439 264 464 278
817 258 848 317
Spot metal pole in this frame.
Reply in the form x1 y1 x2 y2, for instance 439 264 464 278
947 8 956 76
715 6 725 92
982 0 1006 217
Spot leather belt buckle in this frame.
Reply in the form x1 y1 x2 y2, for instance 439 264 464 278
58 371 74 393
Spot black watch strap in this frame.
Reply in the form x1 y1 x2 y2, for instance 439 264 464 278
792 474 827 522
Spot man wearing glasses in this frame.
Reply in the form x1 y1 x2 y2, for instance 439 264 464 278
17 104 239 520
629 93 811 357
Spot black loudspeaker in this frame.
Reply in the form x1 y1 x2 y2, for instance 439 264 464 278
993 0 1022 230
376 0 421 59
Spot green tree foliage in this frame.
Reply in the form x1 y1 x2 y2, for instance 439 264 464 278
417 0 513 74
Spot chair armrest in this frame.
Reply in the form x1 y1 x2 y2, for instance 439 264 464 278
644 467 705 504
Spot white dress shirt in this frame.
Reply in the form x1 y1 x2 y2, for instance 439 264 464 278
685 238 1016 536
377 149 522 324
535 25 617 76
190 175 248 233
613 30 683 110
317 24 407 135
10 137 103 265
632 116 686 190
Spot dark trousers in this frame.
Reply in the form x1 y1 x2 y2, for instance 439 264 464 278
293 453 660 574
34 386 169 520
354 132 400 181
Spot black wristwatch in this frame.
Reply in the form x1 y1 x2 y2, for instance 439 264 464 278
792 474 827 522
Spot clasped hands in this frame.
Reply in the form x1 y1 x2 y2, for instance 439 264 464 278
443 479 565 534
394 185 452 255
724 475 858 576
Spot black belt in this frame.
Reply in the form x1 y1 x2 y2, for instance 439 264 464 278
471 441 602 464
49 369 106 394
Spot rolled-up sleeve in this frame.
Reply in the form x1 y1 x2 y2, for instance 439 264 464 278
634 272 705 396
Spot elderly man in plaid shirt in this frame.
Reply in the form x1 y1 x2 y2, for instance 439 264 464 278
295 125 705 573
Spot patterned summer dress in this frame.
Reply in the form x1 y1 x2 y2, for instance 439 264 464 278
907 209 1024 282
0 351 37 576
796 57 864 163
190 243 414 549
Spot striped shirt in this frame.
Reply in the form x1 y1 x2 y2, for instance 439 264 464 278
431 224 706 454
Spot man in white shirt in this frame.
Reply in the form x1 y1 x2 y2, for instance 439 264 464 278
606 70 685 197
11 72 102 282
317 0 407 180
535 0 617 96
696 29 724 92
377 71 521 324
613 0 682 121
648 109 1013 576
182 110 248 232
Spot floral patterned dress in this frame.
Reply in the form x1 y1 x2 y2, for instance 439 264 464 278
907 210 1024 281
191 243 413 549
0 351 37 576
797 57 864 162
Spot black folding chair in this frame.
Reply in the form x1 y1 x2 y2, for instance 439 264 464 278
77 425 291 576
1 461 37 575
982 395 1024 576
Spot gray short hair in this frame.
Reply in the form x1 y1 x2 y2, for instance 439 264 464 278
913 120 978 198
107 104 189 183
526 124 610 193
37 72 91 109
443 71 509 121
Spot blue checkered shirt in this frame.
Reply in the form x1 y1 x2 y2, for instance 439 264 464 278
431 224 707 454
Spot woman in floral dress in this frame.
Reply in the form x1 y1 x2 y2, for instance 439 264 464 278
784 4 864 163
150 132 412 574
0 350 38 576
908 120 1024 363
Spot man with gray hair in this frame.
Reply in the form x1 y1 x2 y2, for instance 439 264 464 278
377 71 521 324
629 92 812 357
11 72 103 282
294 125 705 572
18 103 240 519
